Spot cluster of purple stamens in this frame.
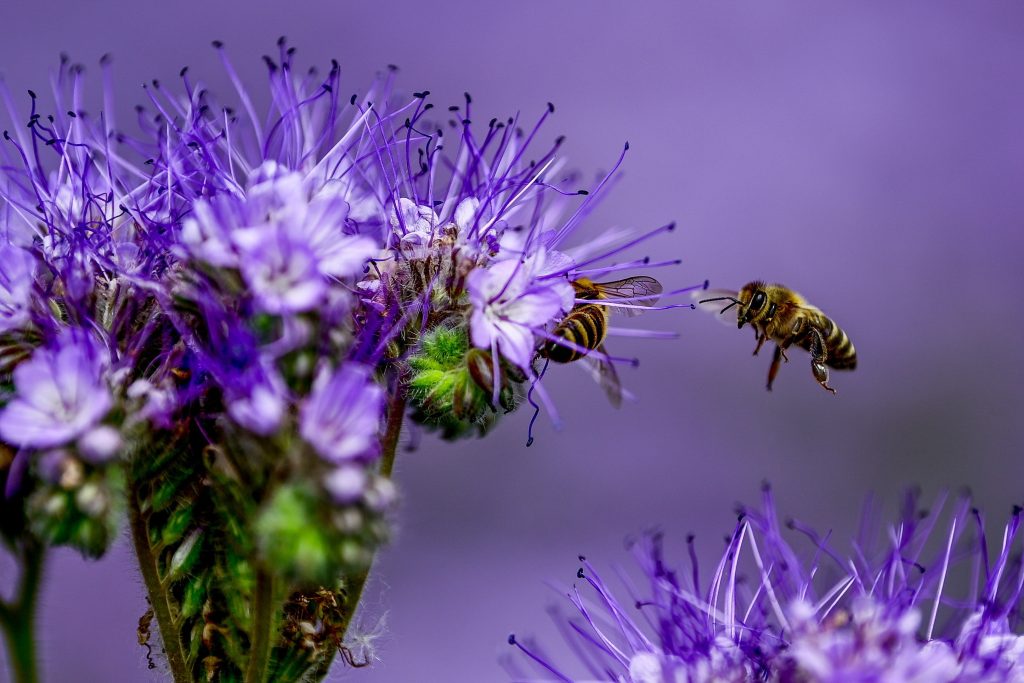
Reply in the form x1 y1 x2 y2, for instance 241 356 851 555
508 487 1024 682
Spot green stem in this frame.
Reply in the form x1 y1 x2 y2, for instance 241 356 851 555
244 568 276 683
0 541 44 683
127 487 190 683
312 389 406 681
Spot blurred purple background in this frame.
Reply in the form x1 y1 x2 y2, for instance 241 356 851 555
2 1 1024 680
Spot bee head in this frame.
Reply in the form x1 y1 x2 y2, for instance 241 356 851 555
737 282 767 328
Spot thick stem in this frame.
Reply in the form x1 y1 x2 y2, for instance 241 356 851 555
127 488 190 683
312 389 406 681
244 568 276 683
0 541 44 683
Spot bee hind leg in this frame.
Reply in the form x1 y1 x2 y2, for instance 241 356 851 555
766 345 784 391
808 328 837 395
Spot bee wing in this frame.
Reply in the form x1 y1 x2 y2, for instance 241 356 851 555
578 347 633 408
596 276 663 318
693 288 741 326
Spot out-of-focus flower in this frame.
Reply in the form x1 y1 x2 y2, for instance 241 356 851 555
0 242 36 334
0 332 111 448
508 488 1024 682
300 365 383 464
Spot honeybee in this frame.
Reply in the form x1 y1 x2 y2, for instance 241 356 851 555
539 276 662 406
697 281 856 394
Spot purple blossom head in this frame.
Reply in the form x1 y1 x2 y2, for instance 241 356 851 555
508 488 1024 682
300 364 384 464
0 330 112 449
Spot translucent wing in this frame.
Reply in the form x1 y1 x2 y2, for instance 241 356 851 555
693 288 742 326
577 346 634 408
594 276 662 317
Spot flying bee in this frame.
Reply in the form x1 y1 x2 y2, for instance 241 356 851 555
539 276 662 406
697 281 856 394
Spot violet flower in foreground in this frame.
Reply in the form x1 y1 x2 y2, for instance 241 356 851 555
508 487 1024 682
0 40 697 683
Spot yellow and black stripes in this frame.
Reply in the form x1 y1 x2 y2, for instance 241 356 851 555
541 304 609 363
795 313 856 370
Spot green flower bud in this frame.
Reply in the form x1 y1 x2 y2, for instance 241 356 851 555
408 327 526 439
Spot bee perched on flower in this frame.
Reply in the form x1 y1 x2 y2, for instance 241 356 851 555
0 39 698 683
508 487 1024 683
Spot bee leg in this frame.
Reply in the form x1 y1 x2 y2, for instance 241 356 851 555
766 345 783 391
752 330 769 356
808 328 837 395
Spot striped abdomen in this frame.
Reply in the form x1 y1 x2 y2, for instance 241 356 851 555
541 304 608 363
797 312 857 370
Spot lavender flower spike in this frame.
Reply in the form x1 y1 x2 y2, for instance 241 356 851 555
0 331 112 448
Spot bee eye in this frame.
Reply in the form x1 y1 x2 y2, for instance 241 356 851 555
751 292 766 310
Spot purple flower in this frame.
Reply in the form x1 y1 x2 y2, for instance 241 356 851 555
0 242 36 334
0 331 112 448
300 365 383 463
467 250 574 370
509 488 1024 682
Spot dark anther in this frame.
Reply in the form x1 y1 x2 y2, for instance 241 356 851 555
489 117 497 127
635 600 643 609
577 190 589 196
578 554 586 561
547 101 555 113
60 52 69 64
507 117 514 125
526 436 534 447
144 158 154 165
262 56 277 71
179 66 189 77
100 53 112 65
67 111 77 118
507 634 516 645
576 568 585 579
322 84 332 93
785 518 796 529
225 106 235 115
464 91 472 104
47 115 54 123
555 135 566 145
424 103 433 111
702 279 710 289
413 90 430 99
624 141 631 150
462 119 471 126
27 89 37 99
349 94 358 105
404 118 411 129
2 131 8 140
387 63 399 72
686 533 695 542
134 104 145 113
277 35 286 46
211 40 224 48
331 58 340 70
666 222 676 231
1015 505 1023 515
448 105 459 112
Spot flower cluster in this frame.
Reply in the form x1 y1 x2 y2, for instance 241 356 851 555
508 487 1024 682
0 41 695 681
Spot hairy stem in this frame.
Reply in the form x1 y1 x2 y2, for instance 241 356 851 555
313 388 406 681
244 568 277 683
0 540 45 683
127 487 190 683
